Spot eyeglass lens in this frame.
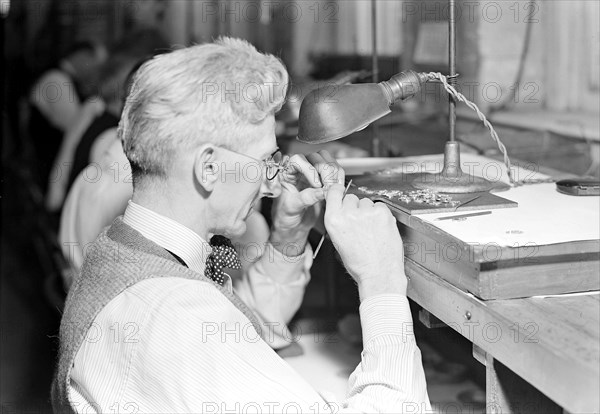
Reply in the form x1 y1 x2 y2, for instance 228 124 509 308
266 151 283 180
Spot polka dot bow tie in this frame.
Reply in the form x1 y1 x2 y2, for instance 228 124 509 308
205 235 241 286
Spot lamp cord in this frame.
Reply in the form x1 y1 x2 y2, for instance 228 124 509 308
428 72 555 187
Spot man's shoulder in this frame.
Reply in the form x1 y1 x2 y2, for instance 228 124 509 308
79 228 120 261
124 277 216 305
77 231 214 298
107 277 236 325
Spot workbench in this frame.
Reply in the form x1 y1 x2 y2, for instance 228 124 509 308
340 154 600 413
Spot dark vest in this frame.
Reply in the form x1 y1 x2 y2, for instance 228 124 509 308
51 218 262 413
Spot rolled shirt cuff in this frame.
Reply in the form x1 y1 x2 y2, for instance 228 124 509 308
359 294 415 345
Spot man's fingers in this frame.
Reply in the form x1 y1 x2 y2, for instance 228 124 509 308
298 187 326 207
306 152 344 187
286 154 322 188
285 152 344 191
318 150 345 185
316 150 344 184
325 183 345 212
359 197 374 208
342 193 359 208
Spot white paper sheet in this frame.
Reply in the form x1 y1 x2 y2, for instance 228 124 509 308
340 154 600 247
420 182 600 246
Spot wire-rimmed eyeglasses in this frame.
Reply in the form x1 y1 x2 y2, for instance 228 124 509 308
221 147 286 181
264 150 285 181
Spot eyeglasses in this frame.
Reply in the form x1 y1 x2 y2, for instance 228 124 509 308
264 150 285 181
221 147 286 181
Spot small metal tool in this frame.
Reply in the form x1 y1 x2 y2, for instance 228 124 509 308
436 210 492 221
454 194 482 211
313 179 353 259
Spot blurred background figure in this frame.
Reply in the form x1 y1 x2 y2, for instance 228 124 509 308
58 58 146 282
66 55 138 193
28 41 107 194
124 0 168 31
45 55 139 213
59 136 132 285
46 30 170 213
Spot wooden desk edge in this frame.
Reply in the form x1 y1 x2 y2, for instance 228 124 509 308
405 258 600 413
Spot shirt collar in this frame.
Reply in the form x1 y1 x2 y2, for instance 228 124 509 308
123 201 211 274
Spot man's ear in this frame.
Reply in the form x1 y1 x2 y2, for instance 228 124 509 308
193 144 219 192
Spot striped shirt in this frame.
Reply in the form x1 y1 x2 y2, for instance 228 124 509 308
68 202 431 412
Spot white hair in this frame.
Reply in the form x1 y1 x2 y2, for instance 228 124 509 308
118 37 288 185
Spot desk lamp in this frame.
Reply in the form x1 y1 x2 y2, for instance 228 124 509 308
297 0 496 194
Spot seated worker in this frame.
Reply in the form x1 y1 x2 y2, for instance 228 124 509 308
66 54 140 192
52 38 430 412
58 137 131 281
59 129 308 351
28 41 107 193
58 56 323 351
47 34 170 212
45 99 106 212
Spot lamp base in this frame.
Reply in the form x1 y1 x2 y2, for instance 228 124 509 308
411 171 495 193
410 141 497 193
347 141 514 212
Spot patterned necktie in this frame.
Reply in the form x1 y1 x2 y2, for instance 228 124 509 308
205 235 241 286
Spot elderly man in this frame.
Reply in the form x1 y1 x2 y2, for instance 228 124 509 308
52 38 430 413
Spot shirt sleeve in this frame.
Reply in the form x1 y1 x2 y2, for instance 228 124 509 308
233 212 313 349
339 294 432 413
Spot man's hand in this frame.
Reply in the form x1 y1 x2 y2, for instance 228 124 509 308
269 151 344 255
324 184 408 300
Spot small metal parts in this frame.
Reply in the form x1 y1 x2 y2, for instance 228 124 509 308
357 186 461 207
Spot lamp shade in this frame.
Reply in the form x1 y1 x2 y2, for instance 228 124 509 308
296 71 432 144
297 83 392 144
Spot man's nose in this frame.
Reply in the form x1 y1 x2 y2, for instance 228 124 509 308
260 176 282 198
